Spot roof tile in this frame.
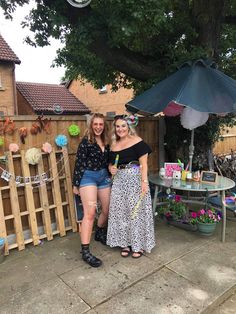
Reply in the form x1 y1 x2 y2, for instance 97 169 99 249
16 82 90 114
0 33 21 64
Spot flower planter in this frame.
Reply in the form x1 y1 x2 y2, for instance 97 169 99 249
168 220 198 232
197 222 217 236
163 216 198 232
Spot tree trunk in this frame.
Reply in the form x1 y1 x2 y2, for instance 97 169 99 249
192 0 226 58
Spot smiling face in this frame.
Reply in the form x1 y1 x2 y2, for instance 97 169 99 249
92 117 105 137
115 118 129 139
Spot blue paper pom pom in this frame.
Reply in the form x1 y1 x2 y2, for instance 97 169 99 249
55 135 68 147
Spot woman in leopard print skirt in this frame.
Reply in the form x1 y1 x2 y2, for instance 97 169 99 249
107 115 155 258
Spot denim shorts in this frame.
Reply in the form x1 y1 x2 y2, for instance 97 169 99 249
80 169 111 189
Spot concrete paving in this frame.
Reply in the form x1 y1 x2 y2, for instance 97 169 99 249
0 218 235 314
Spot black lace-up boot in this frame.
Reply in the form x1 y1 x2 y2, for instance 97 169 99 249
94 226 107 245
81 244 102 268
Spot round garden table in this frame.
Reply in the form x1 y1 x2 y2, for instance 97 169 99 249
149 174 235 242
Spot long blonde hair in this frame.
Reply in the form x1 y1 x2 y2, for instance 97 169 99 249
112 115 137 143
85 113 110 145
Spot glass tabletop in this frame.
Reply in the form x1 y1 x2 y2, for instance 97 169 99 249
149 174 235 192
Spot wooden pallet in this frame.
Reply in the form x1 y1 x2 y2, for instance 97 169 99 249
0 147 77 255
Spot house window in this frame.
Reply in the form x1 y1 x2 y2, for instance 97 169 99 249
99 86 107 94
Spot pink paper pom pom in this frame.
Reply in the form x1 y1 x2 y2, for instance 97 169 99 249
9 143 19 153
42 142 52 154
163 102 184 116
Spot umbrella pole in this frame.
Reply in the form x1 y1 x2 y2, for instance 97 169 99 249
189 129 195 172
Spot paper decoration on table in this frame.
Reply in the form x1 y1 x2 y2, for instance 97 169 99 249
68 124 81 136
164 162 184 178
9 143 19 153
55 135 68 147
25 148 41 165
42 142 52 154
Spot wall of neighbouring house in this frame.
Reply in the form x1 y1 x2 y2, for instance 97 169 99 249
0 63 17 115
68 80 134 115
17 90 35 115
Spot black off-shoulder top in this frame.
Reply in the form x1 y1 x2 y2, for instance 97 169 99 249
109 140 152 165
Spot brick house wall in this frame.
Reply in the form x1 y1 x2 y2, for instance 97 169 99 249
0 63 17 115
68 80 133 115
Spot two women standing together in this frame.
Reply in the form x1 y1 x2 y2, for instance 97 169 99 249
73 113 155 267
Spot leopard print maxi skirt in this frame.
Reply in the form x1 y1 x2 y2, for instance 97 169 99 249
107 167 156 253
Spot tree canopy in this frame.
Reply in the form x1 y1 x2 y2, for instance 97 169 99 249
1 0 236 92
2 0 236 168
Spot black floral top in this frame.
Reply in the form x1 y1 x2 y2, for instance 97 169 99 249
73 136 110 187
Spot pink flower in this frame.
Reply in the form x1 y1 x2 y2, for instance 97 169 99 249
191 212 197 218
199 209 205 215
175 195 182 202
207 209 213 215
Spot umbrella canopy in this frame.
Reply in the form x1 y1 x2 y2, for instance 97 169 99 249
126 59 236 116
126 59 236 170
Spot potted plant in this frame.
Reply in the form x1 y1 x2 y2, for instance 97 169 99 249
190 208 222 236
157 193 197 231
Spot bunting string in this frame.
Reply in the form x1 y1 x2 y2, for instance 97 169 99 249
0 154 69 190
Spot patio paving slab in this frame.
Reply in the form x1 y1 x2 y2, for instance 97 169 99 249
0 277 90 314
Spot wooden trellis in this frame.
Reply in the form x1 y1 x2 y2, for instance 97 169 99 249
0 147 77 255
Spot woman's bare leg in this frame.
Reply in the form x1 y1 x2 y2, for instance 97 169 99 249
97 187 111 227
79 185 97 244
